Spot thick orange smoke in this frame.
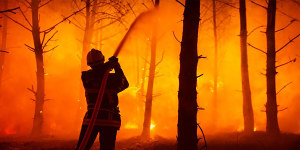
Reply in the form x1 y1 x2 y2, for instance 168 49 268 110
0 0 300 141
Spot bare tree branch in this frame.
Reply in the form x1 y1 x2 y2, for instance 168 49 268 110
248 25 265 36
43 45 58 53
276 34 300 53
275 58 296 68
198 55 207 59
216 0 238 9
172 31 181 43
0 50 9 53
276 82 293 95
42 31 58 50
39 0 53 8
156 51 165 66
44 99 52 101
141 56 150 65
41 6 86 33
175 0 185 7
248 43 267 54
250 1 267 9
92 16 126 28
277 9 299 21
216 15 231 29
141 3 149 9
200 3 212 20
0 7 20 14
24 0 31 7
27 85 37 95
291 0 300 6
278 107 288 112
275 19 296 32
127 2 136 17
4 14 31 31
19 8 32 27
93 19 120 31
25 44 35 52
41 32 46 47
197 74 204 78
63 16 85 31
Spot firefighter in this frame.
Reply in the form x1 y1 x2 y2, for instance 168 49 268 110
76 49 129 150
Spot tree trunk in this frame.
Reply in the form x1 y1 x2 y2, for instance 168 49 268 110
0 0 8 91
78 0 97 123
141 0 160 139
212 0 218 122
31 0 45 136
239 0 254 133
136 44 140 87
81 0 94 71
140 44 149 96
266 0 280 134
177 0 200 149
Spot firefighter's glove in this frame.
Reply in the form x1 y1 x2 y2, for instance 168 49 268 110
109 56 118 63
108 56 120 69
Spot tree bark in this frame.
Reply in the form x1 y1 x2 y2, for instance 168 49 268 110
177 0 200 149
212 0 218 122
0 0 8 91
141 0 160 139
31 0 45 136
266 0 280 134
239 0 254 133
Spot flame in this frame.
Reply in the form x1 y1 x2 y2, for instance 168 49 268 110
150 121 156 130
237 126 243 132
209 79 223 93
4 128 17 135
254 127 257 132
125 122 138 129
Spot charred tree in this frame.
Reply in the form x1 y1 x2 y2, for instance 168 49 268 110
0 0 8 91
30 0 45 136
141 0 160 139
239 0 254 133
77 0 98 125
212 0 218 122
177 0 200 149
266 0 280 134
5 0 84 136
81 0 96 71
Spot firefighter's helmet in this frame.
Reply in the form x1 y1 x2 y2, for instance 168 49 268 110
87 49 105 67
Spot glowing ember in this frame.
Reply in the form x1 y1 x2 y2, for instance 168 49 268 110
254 127 257 132
39 111 43 114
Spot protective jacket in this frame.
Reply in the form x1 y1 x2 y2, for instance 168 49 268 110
81 63 129 129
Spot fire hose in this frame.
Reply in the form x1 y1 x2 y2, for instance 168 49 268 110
78 10 155 150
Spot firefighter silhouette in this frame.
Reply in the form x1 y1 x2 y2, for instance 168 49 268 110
76 49 129 150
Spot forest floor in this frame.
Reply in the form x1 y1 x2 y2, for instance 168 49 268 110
0 131 299 150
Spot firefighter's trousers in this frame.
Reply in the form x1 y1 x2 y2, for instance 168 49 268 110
75 125 118 150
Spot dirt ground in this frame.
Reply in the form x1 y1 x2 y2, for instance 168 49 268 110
0 132 299 150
